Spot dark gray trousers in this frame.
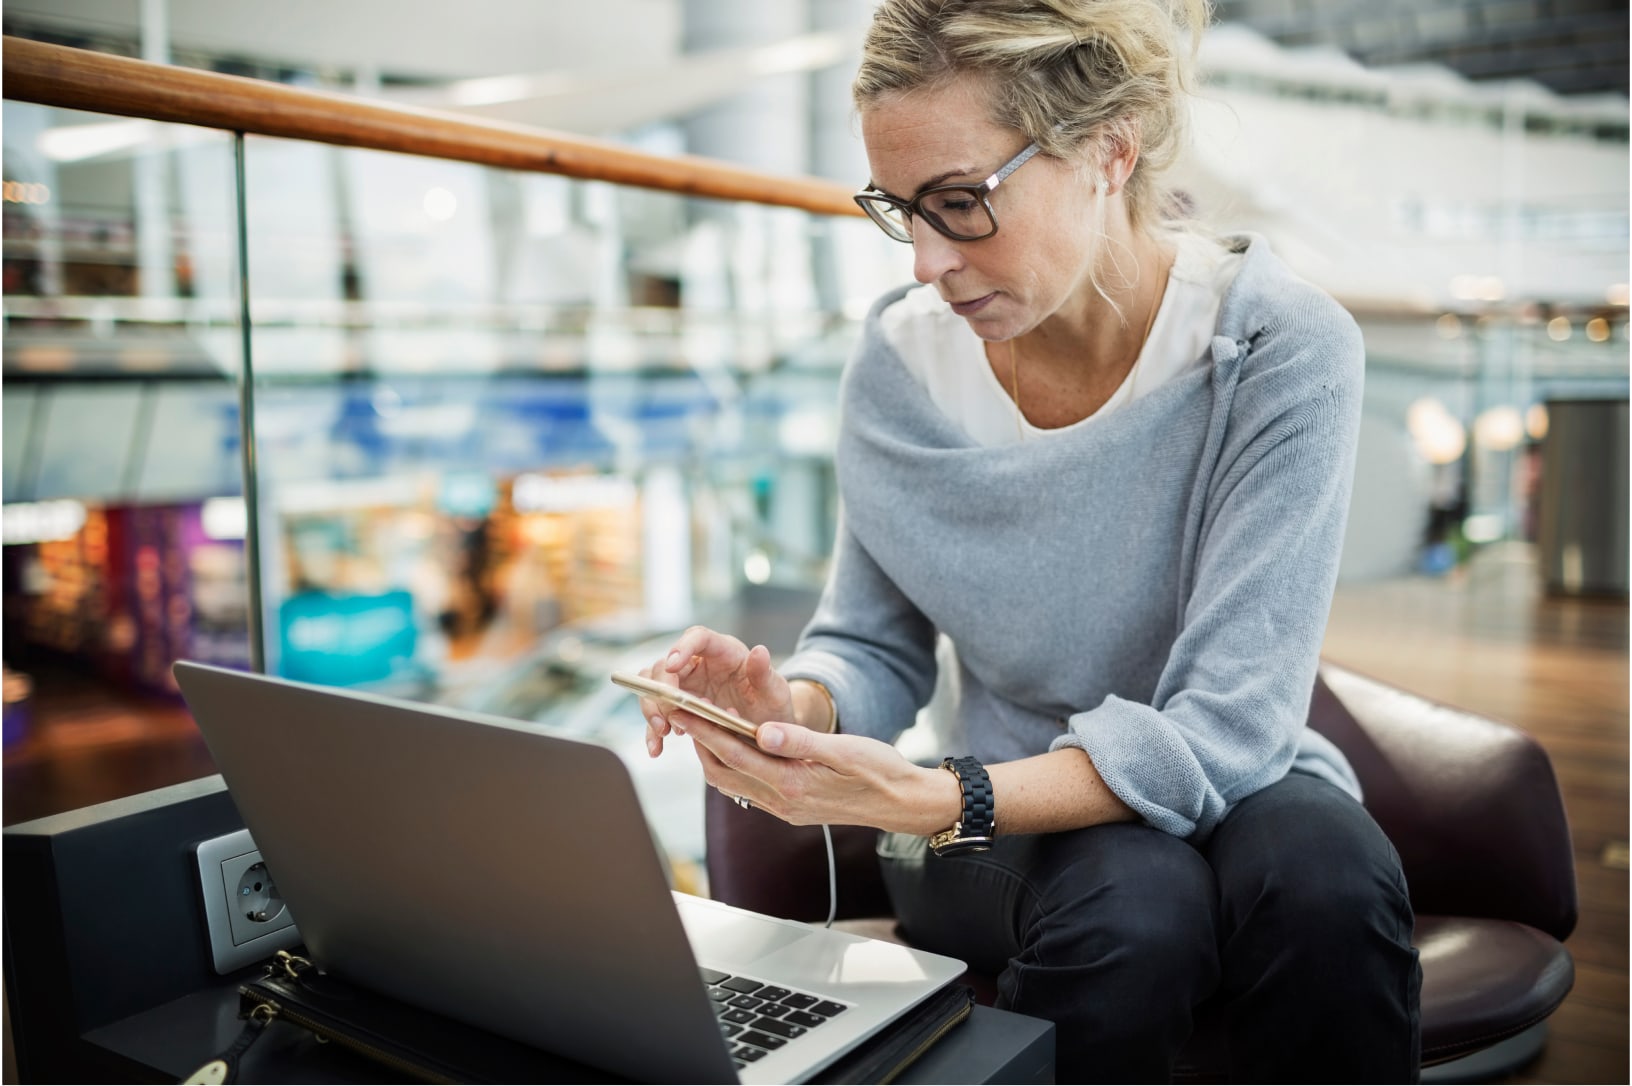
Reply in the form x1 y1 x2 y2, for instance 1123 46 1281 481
879 773 1422 1083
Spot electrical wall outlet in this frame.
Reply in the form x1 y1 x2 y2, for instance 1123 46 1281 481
195 828 300 974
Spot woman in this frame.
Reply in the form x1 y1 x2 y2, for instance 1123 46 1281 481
640 0 1422 1079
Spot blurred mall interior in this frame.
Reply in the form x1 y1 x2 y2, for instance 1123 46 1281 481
0 1 1626 1082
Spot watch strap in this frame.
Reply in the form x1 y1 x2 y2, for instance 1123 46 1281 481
931 756 994 854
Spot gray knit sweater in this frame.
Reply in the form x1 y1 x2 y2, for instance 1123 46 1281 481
781 235 1363 841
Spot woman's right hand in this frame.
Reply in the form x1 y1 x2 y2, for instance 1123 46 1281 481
638 626 795 758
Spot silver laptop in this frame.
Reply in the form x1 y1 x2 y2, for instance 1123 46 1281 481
173 661 964 1084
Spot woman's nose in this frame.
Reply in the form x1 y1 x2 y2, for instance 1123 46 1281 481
911 220 963 284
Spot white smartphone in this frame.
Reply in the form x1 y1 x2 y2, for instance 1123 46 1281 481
609 670 762 742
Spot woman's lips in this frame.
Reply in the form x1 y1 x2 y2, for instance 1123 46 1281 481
949 292 997 317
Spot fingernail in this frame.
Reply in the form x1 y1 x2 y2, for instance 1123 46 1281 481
648 715 664 732
646 735 658 756
666 651 681 669
759 723 783 751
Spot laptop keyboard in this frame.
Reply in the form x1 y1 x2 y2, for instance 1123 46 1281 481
700 967 850 1069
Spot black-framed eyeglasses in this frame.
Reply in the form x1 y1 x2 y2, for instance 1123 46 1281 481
854 141 1043 243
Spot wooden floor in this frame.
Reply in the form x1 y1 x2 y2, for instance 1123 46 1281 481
1323 543 1629 1085
5 543 1627 1081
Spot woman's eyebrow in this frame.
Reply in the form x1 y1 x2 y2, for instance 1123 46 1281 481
867 167 976 200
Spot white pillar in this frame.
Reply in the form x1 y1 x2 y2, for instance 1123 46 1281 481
809 0 874 313
808 0 872 184
682 0 811 176
642 465 693 628
136 0 174 302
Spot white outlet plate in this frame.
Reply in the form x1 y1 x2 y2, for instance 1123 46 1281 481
195 828 300 974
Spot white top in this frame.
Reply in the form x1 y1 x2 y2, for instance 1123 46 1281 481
881 231 1244 446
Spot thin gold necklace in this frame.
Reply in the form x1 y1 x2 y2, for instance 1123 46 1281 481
1007 260 1167 440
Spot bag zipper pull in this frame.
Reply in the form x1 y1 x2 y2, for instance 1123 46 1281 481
275 948 315 981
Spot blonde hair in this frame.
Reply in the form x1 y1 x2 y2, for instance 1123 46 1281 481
853 0 1210 236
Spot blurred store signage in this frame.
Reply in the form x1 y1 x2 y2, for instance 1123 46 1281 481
2 181 50 204
511 472 635 513
277 476 422 515
437 473 495 518
2 500 87 545
278 589 417 687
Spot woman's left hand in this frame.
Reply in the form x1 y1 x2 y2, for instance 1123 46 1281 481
683 713 959 837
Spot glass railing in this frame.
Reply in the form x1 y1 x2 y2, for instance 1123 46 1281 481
1 38 908 850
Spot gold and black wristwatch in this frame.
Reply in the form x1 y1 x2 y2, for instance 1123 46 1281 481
929 756 995 856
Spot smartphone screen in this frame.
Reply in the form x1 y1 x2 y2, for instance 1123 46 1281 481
609 671 762 741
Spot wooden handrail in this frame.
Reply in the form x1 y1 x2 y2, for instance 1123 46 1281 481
2 36 864 218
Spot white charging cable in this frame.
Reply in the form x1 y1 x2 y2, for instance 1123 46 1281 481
820 823 837 928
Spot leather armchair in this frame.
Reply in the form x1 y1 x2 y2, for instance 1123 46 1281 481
704 662 1577 1073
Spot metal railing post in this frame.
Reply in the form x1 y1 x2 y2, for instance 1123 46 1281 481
233 131 266 674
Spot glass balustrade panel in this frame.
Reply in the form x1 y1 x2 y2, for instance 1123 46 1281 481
2 102 245 823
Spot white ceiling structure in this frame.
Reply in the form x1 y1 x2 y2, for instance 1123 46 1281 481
7 0 1626 310
1183 25 1628 310
4 0 683 79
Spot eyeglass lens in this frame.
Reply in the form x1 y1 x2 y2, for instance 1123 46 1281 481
857 189 996 242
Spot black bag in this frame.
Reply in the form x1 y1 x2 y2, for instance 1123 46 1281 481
184 950 974 1084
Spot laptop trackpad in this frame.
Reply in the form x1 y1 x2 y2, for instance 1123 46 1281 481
675 894 818 969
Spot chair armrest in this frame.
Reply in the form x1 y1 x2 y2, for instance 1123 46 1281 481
1312 664 1578 940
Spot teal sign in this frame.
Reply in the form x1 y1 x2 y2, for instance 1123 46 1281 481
278 590 417 687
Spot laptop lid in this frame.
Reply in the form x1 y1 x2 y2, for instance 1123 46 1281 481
175 660 738 1083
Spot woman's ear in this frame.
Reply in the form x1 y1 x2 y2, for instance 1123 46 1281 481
1097 118 1143 196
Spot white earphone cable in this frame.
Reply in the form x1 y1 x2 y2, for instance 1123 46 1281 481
821 823 836 928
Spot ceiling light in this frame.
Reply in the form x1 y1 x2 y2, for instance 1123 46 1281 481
38 119 153 161
38 119 218 162
749 33 847 77
201 498 248 541
1526 403 1549 441
1449 275 1481 301
1473 406 1525 452
445 74 568 108
1406 398 1466 466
